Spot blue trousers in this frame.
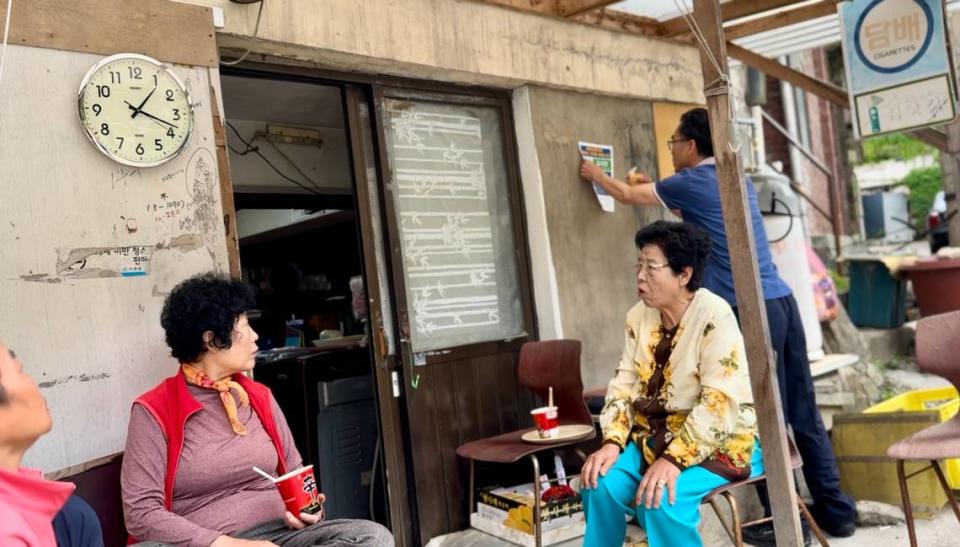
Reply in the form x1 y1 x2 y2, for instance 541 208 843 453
736 295 856 527
581 441 764 547
53 494 104 547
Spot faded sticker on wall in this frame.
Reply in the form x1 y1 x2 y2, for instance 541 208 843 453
56 246 154 278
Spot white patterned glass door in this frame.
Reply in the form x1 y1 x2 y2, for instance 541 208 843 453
381 98 526 353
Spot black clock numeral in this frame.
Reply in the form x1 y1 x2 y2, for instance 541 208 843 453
100 123 110 136
96 85 111 98
109 71 121 84
128 66 143 79
154 139 164 151
172 108 181 121
166 127 175 138
165 89 175 101
153 74 159 86
116 137 124 149
136 143 145 155
92 104 102 116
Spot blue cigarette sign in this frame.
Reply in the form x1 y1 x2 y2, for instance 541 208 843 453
840 0 957 137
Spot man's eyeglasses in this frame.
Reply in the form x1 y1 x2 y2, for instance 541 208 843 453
635 260 670 276
666 137 691 147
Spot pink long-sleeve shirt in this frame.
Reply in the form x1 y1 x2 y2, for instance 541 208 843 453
0 466 75 546
121 385 301 547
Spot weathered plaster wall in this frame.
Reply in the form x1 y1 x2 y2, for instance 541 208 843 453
187 0 704 104
522 85 669 390
0 44 229 471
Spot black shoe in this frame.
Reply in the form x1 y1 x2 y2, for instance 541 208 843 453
816 518 856 538
741 521 812 547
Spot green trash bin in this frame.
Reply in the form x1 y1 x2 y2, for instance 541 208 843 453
846 258 907 328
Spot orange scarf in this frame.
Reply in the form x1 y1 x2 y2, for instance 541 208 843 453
181 364 250 435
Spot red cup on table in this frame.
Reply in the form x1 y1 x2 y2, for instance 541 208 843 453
274 465 324 515
531 406 559 439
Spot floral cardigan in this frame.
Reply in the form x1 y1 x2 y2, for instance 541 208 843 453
599 288 758 479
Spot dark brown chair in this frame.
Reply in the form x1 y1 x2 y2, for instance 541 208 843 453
887 310 960 547
455 340 596 547
703 438 830 547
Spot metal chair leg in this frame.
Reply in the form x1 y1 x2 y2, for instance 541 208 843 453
798 500 830 547
708 495 741 547
529 454 542 547
722 491 743 547
468 459 476 514
897 459 919 547
931 460 960 525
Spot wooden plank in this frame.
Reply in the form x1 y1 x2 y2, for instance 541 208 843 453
691 0 804 545
939 118 960 247
210 84 241 278
660 0 803 37
569 8 662 36
911 127 949 152
557 0 620 17
475 0 559 15
434 363 466 531
723 1 839 41
727 42 849 107
0 0 217 67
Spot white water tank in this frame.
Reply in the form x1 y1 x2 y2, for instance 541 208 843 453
751 170 825 361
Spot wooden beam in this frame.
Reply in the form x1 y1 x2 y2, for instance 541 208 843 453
569 8 662 36
691 1 804 546
726 42 849 107
557 0 619 17
472 0 558 15
911 128 948 152
660 0 802 38
724 1 839 40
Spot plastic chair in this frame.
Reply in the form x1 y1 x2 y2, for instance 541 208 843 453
455 340 596 547
887 310 960 547
702 438 830 547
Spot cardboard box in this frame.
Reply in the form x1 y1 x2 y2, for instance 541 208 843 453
470 511 586 547
475 482 584 536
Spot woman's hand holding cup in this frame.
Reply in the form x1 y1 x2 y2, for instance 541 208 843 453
283 493 326 530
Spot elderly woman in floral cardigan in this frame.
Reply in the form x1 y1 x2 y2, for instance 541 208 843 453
580 221 762 547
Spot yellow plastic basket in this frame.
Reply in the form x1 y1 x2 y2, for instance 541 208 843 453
866 386 960 488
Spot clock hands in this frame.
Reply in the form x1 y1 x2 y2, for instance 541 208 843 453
124 101 179 129
130 86 158 119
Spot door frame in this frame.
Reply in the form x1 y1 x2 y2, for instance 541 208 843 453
218 63 540 544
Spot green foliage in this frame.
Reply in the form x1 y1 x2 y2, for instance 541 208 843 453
830 270 849 294
862 133 937 164
899 165 943 231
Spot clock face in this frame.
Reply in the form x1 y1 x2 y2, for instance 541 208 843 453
78 54 194 167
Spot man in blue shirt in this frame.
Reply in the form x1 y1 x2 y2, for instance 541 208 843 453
580 108 856 543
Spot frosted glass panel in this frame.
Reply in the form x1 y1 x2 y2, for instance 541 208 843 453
382 99 525 352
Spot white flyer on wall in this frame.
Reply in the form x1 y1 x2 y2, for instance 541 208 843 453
578 141 615 213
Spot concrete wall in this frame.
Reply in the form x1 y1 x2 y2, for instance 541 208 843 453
520 85 669 390
0 44 229 471
187 0 704 105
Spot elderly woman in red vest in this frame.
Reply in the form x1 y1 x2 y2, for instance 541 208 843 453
120 273 392 547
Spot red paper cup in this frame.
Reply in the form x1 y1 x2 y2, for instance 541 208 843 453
274 465 323 515
531 406 559 439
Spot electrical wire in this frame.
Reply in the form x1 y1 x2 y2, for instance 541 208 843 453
226 121 325 195
220 0 264 66
0 0 13 93
767 195 795 244
259 138 324 190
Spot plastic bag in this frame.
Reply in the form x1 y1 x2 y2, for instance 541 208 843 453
807 245 839 322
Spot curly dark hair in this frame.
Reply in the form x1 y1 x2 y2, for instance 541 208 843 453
678 107 714 158
634 220 712 291
160 272 256 363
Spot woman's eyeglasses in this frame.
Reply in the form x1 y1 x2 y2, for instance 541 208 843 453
635 260 670 276
666 137 691 147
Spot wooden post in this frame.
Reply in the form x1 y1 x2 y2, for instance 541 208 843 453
691 0 804 545
940 118 960 246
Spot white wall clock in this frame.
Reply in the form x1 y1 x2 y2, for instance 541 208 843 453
77 53 194 167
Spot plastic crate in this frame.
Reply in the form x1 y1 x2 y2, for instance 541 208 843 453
846 259 907 328
866 386 960 488
832 387 960 518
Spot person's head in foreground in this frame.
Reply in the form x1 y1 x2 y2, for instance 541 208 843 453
0 345 52 469
669 107 714 173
